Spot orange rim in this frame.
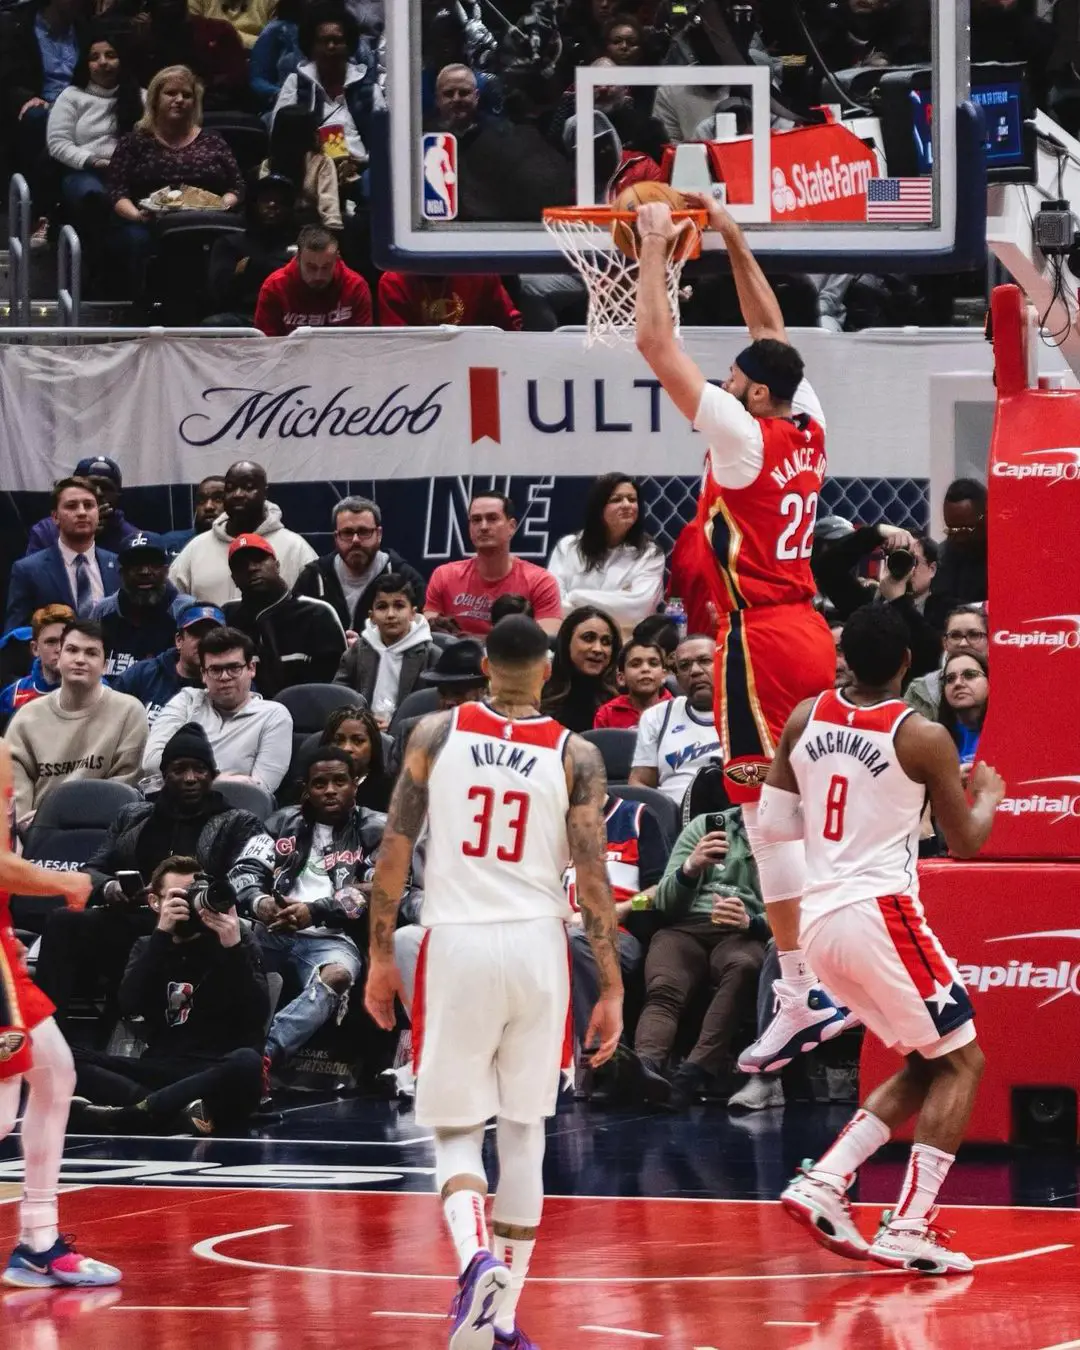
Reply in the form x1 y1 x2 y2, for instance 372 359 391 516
543 206 708 227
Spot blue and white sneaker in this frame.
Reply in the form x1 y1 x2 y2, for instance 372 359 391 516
3 1236 121 1288
737 980 847 1074
449 1250 511 1350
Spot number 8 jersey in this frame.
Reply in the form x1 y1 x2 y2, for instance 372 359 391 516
422 702 573 925
790 689 927 930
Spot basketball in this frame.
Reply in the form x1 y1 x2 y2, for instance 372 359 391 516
611 182 690 260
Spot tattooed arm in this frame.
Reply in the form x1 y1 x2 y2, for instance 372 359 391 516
364 711 451 1029
565 733 624 1065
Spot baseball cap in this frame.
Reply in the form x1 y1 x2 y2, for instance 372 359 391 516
177 603 226 631
228 534 276 560
118 532 167 563
74 456 122 487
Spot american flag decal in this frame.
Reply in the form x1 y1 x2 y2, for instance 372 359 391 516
866 177 934 223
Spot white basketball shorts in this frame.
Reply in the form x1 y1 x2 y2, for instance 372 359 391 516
411 917 571 1127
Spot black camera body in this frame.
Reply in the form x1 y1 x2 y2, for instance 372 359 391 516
185 874 238 917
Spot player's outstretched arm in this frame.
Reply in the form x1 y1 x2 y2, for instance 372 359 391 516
757 704 813 843
365 711 451 1030
682 193 788 344
565 734 623 1066
897 718 1005 859
633 203 706 423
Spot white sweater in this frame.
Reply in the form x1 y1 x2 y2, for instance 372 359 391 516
547 534 666 629
46 84 122 171
169 501 318 608
142 688 294 794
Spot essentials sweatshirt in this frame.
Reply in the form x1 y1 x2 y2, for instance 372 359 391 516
6 686 148 819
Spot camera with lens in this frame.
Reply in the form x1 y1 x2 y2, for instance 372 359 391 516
185 874 238 917
885 548 916 581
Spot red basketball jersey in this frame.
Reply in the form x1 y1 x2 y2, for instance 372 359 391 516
696 406 827 612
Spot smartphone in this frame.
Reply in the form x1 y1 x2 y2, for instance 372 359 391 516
703 813 727 834
116 871 143 900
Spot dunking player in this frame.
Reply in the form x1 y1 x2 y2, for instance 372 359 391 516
365 615 622 1350
634 193 842 1072
0 743 121 1288
760 605 1003 1273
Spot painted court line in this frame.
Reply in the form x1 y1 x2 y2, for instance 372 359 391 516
764 1322 820 1328
113 1305 250 1312
1035 1341 1080 1350
371 1311 445 1320
579 1327 662 1340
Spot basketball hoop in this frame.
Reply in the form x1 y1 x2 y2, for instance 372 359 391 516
542 205 707 348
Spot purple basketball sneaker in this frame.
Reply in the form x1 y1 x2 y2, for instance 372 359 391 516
495 1327 540 1348
449 1250 511 1350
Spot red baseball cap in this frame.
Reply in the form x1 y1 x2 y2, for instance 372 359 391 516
228 534 276 560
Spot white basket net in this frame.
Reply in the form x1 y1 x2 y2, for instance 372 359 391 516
542 212 698 348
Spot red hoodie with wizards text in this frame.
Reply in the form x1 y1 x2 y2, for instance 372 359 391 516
255 256 373 336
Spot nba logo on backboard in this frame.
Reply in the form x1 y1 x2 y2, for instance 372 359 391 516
422 133 457 220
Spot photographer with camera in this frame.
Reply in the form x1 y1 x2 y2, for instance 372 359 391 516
812 522 942 680
70 855 269 1136
34 722 274 1037
251 747 412 1088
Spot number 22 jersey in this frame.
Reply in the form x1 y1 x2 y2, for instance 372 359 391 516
422 702 573 926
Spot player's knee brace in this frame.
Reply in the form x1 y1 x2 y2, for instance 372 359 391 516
434 1125 487 1192
742 801 808 905
492 1119 546 1229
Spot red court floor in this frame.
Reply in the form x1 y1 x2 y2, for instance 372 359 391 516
3 1185 1080 1350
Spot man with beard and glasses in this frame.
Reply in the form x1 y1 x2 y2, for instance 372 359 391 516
629 635 721 808
169 460 316 608
34 721 274 1037
91 534 195 680
294 496 426 640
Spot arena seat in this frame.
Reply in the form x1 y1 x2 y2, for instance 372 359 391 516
275 683 367 788
582 728 636 784
202 112 271 175
390 687 440 731
213 776 276 823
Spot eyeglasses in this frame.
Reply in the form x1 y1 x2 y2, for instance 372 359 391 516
336 527 379 543
675 656 712 673
945 629 987 643
944 668 986 685
204 662 247 680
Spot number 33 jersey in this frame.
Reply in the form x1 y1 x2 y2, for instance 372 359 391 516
790 689 926 928
422 702 573 926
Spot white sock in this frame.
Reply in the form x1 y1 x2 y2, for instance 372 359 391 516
492 1234 535 1334
810 1109 891 1191
19 1018 73 1251
892 1143 955 1224
777 949 815 984
443 1190 489 1272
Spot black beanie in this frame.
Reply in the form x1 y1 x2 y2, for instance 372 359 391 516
160 722 217 774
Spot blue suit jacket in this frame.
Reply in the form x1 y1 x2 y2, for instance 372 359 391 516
5 544 119 632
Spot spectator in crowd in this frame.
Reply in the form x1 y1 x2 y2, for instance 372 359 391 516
189 0 274 50
925 478 988 630
127 0 248 113
24 457 142 557
387 639 488 774
489 593 533 625
542 606 620 733
45 32 144 248
333 574 437 724
251 747 395 1083
604 12 645 65
112 602 225 724
632 614 680 671
250 0 318 112
108 64 243 303
630 635 721 807
594 636 672 730
203 173 298 325
829 616 851 689
7 477 121 629
35 720 273 1031
320 706 394 811
0 604 72 726
424 493 562 636
633 807 768 1111
938 650 989 779
272 4 377 177
260 105 342 228
378 272 522 329
144 627 294 793
6 620 148 824
169 459 317 606
293 496 426 636
547 473 665 631
161 475 227 555
70 854 269 1135
904 603 987 721
255 224 372 334
430 62 481 136
223 534 347 696
563 0 628 64
92 533 195 679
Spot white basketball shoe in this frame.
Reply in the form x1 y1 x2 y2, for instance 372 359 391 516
868 1209 974 1276
780 1162 870 1261
738 980 847 1074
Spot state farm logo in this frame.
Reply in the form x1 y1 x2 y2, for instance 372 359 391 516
993 614 1080 652
771 168 796 214
992 447 1080 483
998 775 1080 822
769 156 872 215
958 929 1080 1006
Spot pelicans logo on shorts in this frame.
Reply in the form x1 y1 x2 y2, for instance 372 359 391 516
0 1029 27 1061
725 758 770 788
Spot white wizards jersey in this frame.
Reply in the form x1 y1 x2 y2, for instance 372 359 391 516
790 689 925 926
423 702 573 925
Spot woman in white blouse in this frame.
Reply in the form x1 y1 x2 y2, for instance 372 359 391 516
548 472 665 632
